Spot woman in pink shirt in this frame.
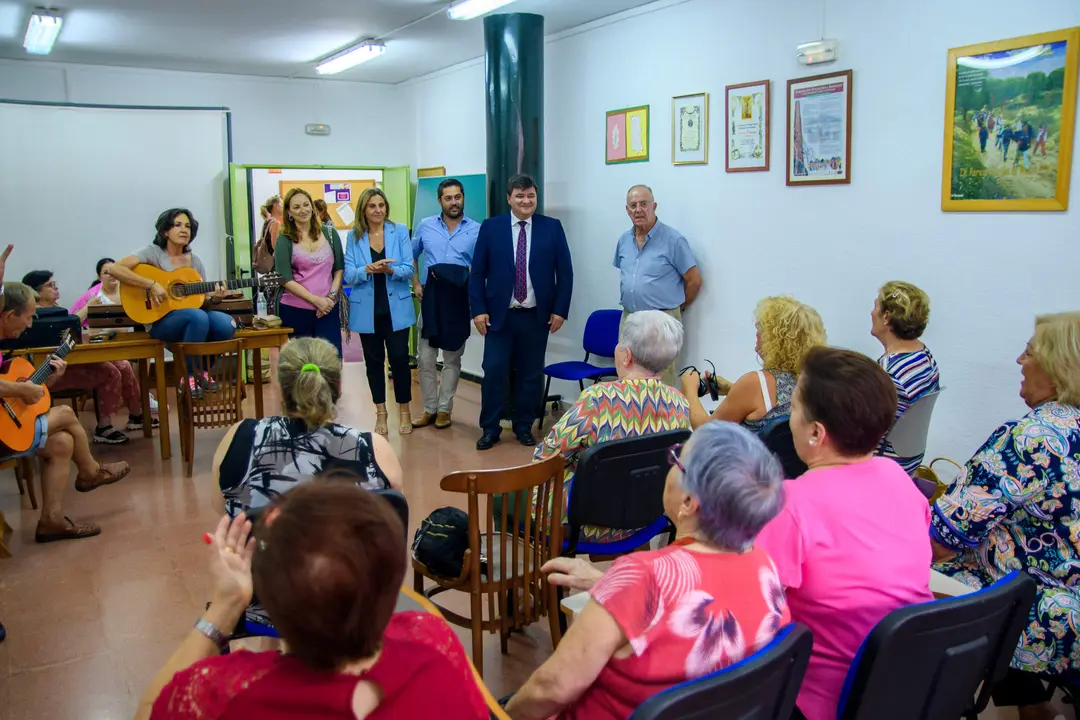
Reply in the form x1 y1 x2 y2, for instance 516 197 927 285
754 346 933 720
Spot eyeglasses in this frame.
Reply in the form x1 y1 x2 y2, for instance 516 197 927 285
667 443 685 473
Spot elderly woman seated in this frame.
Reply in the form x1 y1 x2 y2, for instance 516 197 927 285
932 312 1080 720
514 310 691 545
504 421 789 720
681 295 826 432
871 280 941 474
754 346 933 720
137 482 491 720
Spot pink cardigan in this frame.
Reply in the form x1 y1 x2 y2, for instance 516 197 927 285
70 284 102 327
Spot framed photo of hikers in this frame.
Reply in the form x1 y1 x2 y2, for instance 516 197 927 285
942 27 1080 212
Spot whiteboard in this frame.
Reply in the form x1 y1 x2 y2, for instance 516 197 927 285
0 103 228 306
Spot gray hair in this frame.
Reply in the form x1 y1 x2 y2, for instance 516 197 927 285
619 310 683 374
626 184 654 201
679 422 785 552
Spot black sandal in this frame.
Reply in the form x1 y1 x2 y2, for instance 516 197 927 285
92 425 129 445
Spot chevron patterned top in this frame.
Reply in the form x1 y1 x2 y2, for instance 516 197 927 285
533 378 691 543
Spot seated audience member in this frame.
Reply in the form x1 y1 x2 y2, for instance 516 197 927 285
0 282 130 542
871 280 940 474
68 257 113 324
753 346 934 720
136 483 491 720
529 310 690 545
932 312 1080 720
681 296 825 432
505 422 789 720
213 336 402 518
22 269 153 442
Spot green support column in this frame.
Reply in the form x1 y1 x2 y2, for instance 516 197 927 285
484 13 544 215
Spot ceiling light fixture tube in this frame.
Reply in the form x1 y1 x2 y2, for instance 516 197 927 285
315 39 386 75
446 0 518 21
24 9 63 55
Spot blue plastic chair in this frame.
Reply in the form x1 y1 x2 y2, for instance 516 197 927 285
539 309 622 427
837 570 1037 720
629 624 814 719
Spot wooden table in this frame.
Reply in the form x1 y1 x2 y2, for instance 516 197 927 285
234 327 292 418
16 333 171 460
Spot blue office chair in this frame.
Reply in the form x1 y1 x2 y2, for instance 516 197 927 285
539 309 622 429
837 570 1037 720
630 624 814 719
758 416 807 479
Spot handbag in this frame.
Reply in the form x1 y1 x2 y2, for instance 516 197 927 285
914 457 964 503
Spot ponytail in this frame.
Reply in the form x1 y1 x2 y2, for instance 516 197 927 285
278 337 342 429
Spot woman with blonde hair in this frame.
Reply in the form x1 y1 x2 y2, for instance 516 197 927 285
682 295 826 432
932 312 1080 720
344 187 416 436
871 280 940 474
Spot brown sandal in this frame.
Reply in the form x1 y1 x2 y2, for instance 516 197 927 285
35 516 102 543
75 461 131 493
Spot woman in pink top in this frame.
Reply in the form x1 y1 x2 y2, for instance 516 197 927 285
273 188 346 356
754 346 934 720
505 421 790 720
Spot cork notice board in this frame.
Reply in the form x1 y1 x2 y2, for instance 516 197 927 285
279 179 377 230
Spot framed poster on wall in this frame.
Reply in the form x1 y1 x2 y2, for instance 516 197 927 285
725 80 770 172
941 28 1079 212
606 105 650 164
786 70 853 186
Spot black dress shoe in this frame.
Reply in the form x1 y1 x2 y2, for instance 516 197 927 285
476 434 500 451
516 430 536 446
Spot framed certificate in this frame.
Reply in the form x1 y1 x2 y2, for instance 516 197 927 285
672 92 708 165
725 80 770 172
786 69 853 186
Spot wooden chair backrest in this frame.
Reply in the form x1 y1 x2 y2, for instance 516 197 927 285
174 340 244 429
440 455 565 629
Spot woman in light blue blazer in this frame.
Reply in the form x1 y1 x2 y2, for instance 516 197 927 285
344 188 416 436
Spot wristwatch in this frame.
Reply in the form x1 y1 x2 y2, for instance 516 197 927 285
194 618 231 651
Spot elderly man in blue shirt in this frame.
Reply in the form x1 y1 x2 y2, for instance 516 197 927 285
410 178 480 429
614 184 702 386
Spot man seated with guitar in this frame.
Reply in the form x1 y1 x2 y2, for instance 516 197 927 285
104 208 239 395
0 278 131 543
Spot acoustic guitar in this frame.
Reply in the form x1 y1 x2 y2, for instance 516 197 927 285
119 266 282 325
0 330 76 453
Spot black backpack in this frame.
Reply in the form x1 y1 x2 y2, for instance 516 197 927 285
412 507 471 579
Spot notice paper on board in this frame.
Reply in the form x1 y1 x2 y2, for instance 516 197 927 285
337 202 355 226
324 182 351 204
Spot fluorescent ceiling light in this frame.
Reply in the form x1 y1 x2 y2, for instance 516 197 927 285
24 9 63 55
315 40 385 75
447 0 518 21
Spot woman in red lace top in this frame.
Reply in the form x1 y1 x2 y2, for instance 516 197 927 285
135 482 490 720
505 421 790 720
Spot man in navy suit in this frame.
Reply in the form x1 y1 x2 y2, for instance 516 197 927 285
469 174 573 450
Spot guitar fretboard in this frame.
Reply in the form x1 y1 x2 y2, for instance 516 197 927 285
29 340 75 386
177 278 260 297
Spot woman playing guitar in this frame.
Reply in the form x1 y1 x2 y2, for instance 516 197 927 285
105 208 236 394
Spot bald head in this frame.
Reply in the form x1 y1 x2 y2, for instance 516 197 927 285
626 185 657 231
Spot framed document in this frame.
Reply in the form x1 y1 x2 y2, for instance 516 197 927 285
725 80 770 172
941 28 1079 212
786 69 853 186
672 92 708 165
606 105 650 164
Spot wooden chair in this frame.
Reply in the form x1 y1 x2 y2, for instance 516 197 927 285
173 340 244 477
1 457 38 510
412 455 565 678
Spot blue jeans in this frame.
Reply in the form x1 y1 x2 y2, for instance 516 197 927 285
276 302 342 357
150 308 235 373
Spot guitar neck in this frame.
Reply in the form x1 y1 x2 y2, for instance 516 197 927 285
28 341 75 386
178 278 259 296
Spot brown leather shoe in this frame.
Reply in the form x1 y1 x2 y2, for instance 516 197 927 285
412 412 436 428
434 412 452 429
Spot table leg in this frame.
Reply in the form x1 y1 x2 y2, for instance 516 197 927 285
253 348 264 419
138 359 152 439
153 348 171 460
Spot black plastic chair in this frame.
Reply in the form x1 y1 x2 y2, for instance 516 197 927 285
564 429 691 557
629 623 814 720
837 570 1037 720
758 416 807 479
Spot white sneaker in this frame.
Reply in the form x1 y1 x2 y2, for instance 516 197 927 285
149 394 159 413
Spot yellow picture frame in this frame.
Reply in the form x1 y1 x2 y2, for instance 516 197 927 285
941 27 1080 212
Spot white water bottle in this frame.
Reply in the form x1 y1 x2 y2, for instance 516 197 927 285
256 291 267 318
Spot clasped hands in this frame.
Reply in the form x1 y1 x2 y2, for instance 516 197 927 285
365 258 395 276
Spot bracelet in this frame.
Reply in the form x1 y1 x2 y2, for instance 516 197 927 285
194 618 230 651
326 290 339 301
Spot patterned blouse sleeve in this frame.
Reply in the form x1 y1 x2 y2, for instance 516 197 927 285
532 388 595 462
931 419 1047 551
590 553 653 645
151 651 268 719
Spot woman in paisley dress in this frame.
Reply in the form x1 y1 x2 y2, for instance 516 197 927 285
504 422 789 720
932 312 1080 720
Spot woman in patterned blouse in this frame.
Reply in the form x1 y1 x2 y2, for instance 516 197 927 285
871 281 941 475
531 310 691 545
932 312 1080 720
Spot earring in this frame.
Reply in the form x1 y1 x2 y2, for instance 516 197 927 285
808 439 817 447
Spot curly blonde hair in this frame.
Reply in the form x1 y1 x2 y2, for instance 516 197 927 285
877 281 930 340
1031 312 1080 407
754 296 827 373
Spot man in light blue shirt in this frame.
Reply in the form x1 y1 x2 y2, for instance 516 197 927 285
411 178 480 429
613 184 702 386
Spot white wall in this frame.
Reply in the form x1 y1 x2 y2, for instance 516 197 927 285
0 59 411 167
403 0 1080 461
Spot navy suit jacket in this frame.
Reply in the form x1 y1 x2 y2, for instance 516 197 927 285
469 213 573 332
